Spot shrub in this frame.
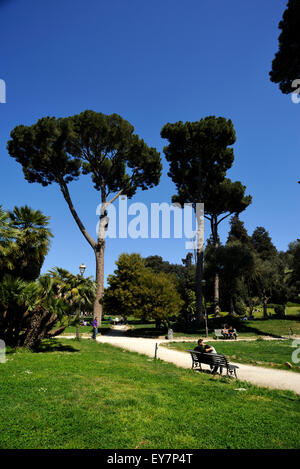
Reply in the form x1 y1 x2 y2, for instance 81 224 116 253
234 299 247 315
274 304 285 317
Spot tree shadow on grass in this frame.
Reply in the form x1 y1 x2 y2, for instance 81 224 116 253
125 327 167 338
34 339 80 353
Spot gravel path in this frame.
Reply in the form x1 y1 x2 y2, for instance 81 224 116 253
61 327 300 395
94 326 300 395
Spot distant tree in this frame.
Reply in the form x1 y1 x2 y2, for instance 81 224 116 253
285 239 300 299
253 258 283 318
7 111 161 325
161 116 238 321
270 0 300 94
204 179 251 315
216 241 256 316
144 255 181 277
250 227 288 315
227 215 252 247
251 226 278 261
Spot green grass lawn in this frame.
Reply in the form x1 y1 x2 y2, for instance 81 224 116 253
124 316 300 340
60 319 112 336
1 339 300 449
58 307 300 341
163 339 300 373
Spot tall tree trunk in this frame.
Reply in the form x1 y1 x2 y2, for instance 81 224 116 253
195 249 203 322
195 204 204 322
229 297 235 316
262 295 268 318
94 240 105 325
248 301 254 318
214 272 220 316
60 182 123 330
211 216 220 316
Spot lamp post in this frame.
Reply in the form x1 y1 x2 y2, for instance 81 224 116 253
76 263 86 340
79 263 86 277
202 279 208 338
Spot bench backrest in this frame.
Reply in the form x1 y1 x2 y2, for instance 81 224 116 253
187 350 229 367
214 329 223 335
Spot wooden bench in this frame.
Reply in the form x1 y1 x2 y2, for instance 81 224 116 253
213 329 238 340
186 350 239 378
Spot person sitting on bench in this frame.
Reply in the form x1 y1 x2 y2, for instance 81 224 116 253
194 340 219 373
204 344 219 373
228 325 237 339
221 325 229 339
194 339 205 353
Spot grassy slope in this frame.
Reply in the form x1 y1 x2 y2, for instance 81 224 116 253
125 317 300 340
163 340 300 373
0 339 299 449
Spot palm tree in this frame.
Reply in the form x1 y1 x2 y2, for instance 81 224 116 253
7 205 53 281
46 267 96 336
0 205 18 274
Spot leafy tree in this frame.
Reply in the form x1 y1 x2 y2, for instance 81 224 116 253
161 117 251 319
103 253 147 319
103 253 183 327
145 253 196 323
133 269 183 327
7 111 162 325
270 0 300 94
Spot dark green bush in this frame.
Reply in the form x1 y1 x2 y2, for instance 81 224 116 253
274 304 285 317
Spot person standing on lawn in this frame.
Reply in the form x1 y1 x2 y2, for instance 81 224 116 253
92 318 98 339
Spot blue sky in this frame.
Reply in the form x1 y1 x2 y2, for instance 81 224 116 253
0 0 299 282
